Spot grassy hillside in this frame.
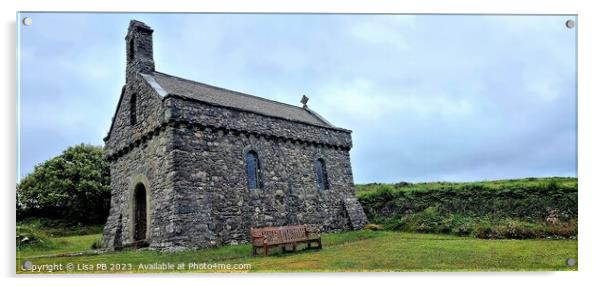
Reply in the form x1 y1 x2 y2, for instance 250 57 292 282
17 230 577 273
356 177 577 195
356 177 577 239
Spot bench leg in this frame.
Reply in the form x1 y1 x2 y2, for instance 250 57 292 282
293 242 297 252
252 246 256 256
281 245 286 253
264 245 268 256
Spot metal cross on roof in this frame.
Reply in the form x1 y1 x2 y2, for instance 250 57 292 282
300 94 309 108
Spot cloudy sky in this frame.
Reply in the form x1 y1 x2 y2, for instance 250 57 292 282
17 13 577 183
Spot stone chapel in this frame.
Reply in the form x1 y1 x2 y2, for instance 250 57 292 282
102 20 368 250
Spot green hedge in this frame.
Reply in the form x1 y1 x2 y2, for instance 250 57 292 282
357 177 577 238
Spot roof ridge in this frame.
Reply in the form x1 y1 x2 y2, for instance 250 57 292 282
154 71 315 113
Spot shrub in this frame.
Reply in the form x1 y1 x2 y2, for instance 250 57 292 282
444 214 474 236
473 220 495 239
375 209 577 239
18 218 104 237
357 177 577 239
382 217 407 231
411 206 442 233
17 144 111 225
16 225 52 249
358 177 577 222
489 219 544 239
543 219 578 238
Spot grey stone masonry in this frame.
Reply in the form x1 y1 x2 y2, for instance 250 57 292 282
102 20 368 250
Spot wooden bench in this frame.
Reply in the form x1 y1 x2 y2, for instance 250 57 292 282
250 224 322 256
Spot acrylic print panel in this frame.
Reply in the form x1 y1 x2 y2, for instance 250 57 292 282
16 13 577 273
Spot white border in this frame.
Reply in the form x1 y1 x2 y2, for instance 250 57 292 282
2 1 600 286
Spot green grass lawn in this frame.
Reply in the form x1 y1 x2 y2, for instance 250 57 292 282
16 230 577 273
17 234 101 258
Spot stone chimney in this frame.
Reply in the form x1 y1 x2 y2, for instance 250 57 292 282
125 20 155 81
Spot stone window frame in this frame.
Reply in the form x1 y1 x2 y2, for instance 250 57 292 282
242 145 263 190
314 158 330 191
127 174 152 243
128 35 135 62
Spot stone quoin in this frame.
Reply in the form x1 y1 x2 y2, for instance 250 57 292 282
102 20 368 250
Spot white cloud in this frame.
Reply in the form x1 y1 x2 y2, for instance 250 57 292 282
525 80 560 102
313 78 476 123
349 16 416 50
520 65 568 102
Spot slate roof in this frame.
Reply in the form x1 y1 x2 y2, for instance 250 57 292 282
148 71 339 129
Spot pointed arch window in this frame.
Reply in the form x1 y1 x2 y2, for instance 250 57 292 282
245 151 262 189
130 93 137 125
315 158 330 191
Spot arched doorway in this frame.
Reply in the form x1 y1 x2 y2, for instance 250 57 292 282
133 183 147 241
